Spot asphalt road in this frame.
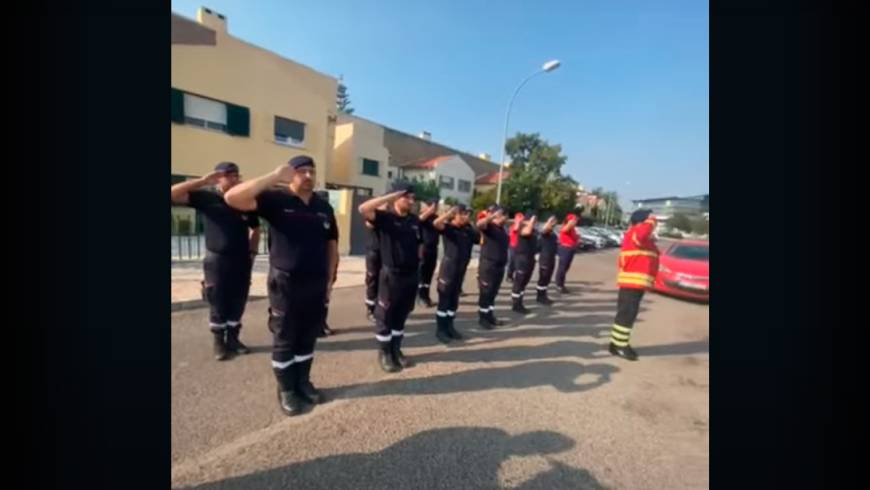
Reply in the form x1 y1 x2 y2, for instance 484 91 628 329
171 248 709 489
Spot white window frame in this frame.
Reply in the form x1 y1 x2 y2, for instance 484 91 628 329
183 93 228 133
458 179 472 193
439 175 455 190
274 116 306 148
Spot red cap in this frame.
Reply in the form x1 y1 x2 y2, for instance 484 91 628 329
564 213 577 223
477 210 488 221
514 212 524 220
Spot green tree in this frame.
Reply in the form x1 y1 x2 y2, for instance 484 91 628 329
501 132 574 216
337 78 354 114
443 196 462 206
690 217 709 235
389 176 440 202
669 213 693 233
471 188 497 213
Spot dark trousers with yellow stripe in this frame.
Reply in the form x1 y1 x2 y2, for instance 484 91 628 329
611 288 645 346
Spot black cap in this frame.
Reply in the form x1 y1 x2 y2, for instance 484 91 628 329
214 162 239 173
390 181 416 195
630 209 652 225
524 209 537 219
423 197 439 205
487 204 505 214
288 155 315 169
455 204 469 213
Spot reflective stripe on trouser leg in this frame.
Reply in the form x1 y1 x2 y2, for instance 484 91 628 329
611 288 645 346
610 324 632 347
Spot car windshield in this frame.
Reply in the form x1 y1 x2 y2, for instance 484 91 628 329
668 245 709 261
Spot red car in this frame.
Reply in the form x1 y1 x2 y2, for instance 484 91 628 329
654 240 709 301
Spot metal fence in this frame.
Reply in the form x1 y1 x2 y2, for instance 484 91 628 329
171 225 272 260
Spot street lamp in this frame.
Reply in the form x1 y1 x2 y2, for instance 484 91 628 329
495 59 561 205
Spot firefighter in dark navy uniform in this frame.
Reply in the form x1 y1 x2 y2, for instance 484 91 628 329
416 199 440 307
475 204 509 329
511 211 538 314
225 155 339 416
171 162 260 361
432 204 476 343
358 182 423 372
534 215 559 306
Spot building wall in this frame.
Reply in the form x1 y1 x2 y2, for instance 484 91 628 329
171 10 338 188
329 116 394 195
403 156 474 204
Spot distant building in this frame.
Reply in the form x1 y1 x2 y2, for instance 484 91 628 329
631 194 709 222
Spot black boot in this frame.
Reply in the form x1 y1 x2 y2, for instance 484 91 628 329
318 321 334 338
225 326 250 354
435 315 453 344
486 311 505 326
212 331 229 361
478 312 495 330
295 359 323 404
445 317 464 340
512 296 530 314
378 342 402 372
418 288 434 308
609 343 639 361
391 335 414 368
536 289 553 306
276 365 307 416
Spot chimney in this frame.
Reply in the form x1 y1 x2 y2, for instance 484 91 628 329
478 153 491 161
197 7 228 32
418 131 432 141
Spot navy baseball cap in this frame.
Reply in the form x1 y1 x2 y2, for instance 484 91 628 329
214 162 239 173
288 155 315 169
455 204 469 213
390 181 416 195
487 204 505 214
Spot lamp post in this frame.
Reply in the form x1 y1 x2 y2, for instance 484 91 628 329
495 59 561 205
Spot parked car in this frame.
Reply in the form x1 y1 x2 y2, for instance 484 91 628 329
578 229 607 250
654 240 709 301
588 227 621 247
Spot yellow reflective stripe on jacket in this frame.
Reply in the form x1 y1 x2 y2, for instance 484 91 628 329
619 250 658 258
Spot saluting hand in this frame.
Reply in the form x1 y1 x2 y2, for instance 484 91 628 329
272 164 297 183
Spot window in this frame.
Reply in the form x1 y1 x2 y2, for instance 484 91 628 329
171 88 249 136
362 158 380 177
183 93 227 131
388 170 393 179
274 116 306 146
669 245 709 261
458 179 472 192
439 175 455 190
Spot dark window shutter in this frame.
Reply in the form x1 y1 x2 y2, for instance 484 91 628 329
226 104 250 136
170 88 185 123
362 159 380 176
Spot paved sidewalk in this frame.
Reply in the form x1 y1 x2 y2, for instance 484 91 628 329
171 255 479 309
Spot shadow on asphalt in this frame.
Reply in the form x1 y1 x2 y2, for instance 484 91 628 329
327 360 619 400
178 427 609 490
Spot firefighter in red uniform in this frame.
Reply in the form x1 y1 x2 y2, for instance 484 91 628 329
505 212 523 282
609 209 660 361
555 212 581 294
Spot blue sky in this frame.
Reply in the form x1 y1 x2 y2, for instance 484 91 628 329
172 0 708 206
